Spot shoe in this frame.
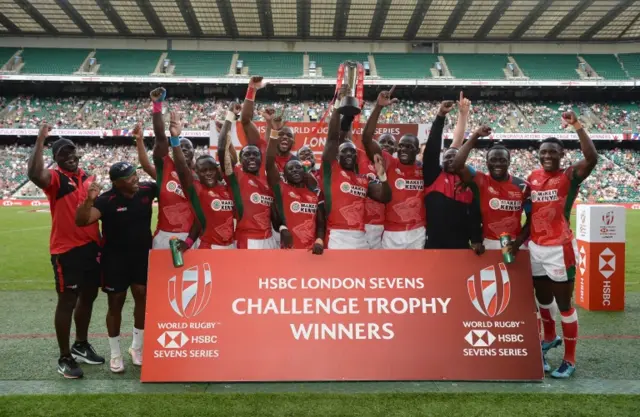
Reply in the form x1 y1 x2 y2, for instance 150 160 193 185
72 342 105 365
543 355 551 372
58 356 83 379
110 356 125 373
541 336 562 354
129 347 143 366
551 360 576 378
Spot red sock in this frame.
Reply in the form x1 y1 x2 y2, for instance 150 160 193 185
539 303 557 342
536 311 542 341
560 308 578 365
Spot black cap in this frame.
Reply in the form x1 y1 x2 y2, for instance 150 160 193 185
51 138 75 158
109 162 136 181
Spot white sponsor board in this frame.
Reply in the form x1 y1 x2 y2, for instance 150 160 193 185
576 204 626 243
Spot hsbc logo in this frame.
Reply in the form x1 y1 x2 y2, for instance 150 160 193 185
465 330 496 347
157 331 189 348
467 263 511 317
168 263 212 318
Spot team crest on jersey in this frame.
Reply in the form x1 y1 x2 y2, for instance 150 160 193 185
290 201 317 214
289 191 299 199
488 186 499 195
395 168 402 175
208 190 217 197
171 171 179 180
248 179 258 187
548 177 561 186
340 170 350 179
166 180 185 198
489 198 522 211
250 192 273 206
531 190 559 202
340 182 366 198
211 199 233 211
532 179 539 185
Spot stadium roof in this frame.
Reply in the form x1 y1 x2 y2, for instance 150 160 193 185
0 0 639 42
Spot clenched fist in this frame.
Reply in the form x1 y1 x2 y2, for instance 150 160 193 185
438 101 455 117
150 87 166 103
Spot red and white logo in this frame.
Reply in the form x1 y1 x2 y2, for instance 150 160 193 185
157 331 189 348
467 263 511 317
168 263 212 318
602 211 615 226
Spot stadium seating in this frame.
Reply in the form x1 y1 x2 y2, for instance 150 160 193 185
512 54 580 80
442 54 508 80
581 54 629 80
239 52 303 78
19 48 90 75
373 53 434 79
94 49 162 76
618 53 640 79
0 48 18 68
168 51 233 77
308 53 369 77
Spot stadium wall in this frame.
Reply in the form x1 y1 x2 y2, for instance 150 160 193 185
1 37 640 54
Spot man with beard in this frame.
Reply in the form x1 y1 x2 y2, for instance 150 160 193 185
453 127 531 252
170 110 235 249
321 103 391 249
149 87 200 249
28 125 105 378
362 90 425 249
76 161 156 373
526 111 598 379
266 135 325 253
297 145 319 181
423 94 483 251
220 93 276 249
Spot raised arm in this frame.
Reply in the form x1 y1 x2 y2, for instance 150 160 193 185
423 101 454 186
453 125 492 184
451 91 469 150
362 88 398 162
366 154 392 204
265 131 282 190
322 108 342 164
75 182 102 226
133 122 156 180
27 124 52 189
240 76 266 147
168 111 193 191
150 87 168 164
564 111 598 180
217 104 241 175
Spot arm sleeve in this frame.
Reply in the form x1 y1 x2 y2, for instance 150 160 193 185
42 169 60 197
93 194 107 216
423 115 445 187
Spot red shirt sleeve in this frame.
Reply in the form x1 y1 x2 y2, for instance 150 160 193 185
382 150 395 172
472 171 486 188
42 169 60 199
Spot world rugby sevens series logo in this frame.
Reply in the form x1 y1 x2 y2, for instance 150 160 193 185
467 263 511 317
602 210 615 226
168 263 212 318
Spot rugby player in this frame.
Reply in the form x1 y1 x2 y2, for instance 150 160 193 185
452 125 531 252
362 89 425 249
266 132 325 253
27 124 104 378
169 110 236 249
320 104 391 249
297 145 320 181
219 96 276 249
423 96 483 250
75 161 156 373
149 87 200 249
527 111 598 378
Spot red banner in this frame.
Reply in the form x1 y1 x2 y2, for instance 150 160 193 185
142 250 543 382
234 122 418 155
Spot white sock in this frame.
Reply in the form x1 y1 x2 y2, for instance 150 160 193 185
108 336 121 359
131 328 144 350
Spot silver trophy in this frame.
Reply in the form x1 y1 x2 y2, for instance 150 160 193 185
336 61 362 118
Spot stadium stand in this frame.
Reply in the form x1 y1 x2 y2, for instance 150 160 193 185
373 53 435 79
239 52 303 78
511 54 580 80
618 53 640 79
20 48 89 75
581 54 629 80
93 49 163 76
168 51 233 77
308 53 369 77
442 54 508 80
0 48 18 68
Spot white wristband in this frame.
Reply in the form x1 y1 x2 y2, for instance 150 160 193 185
378 173 387 182
225 111 236 123
279 225 288 232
